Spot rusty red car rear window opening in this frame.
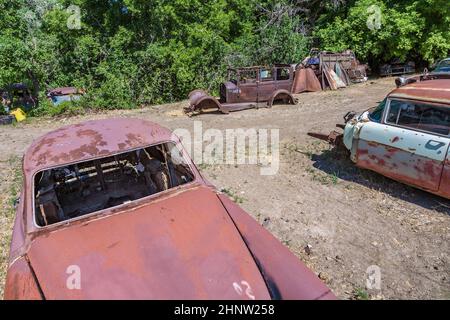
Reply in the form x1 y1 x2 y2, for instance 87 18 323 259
34 141 195 227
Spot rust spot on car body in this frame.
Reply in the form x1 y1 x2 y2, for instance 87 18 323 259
390 79 450 105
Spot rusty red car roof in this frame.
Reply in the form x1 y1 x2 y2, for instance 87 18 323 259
389 79 450 105
24 118 175 175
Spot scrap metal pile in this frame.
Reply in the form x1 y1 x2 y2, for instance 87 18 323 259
299 49 369 90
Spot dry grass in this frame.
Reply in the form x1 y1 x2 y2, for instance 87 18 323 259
0 155 22 299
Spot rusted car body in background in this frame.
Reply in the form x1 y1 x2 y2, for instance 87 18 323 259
4 118 334 300
431 58 450 74
185 65 296 114
308 78 450 199
395 70 450 88
380 59 415 77
47 87 85 106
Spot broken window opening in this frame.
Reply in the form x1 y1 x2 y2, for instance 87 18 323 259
34 142 195 227
238 70 257 84
260 69 273 81
276 68 290 81
368 98 386 123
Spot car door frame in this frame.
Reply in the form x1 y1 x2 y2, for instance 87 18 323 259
257 67 276 102
274 66 293 92
236 68 259 103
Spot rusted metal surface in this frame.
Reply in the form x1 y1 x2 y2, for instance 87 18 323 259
390 79 450 105
292 67 322 93
27 186 271 299
47 87 85 106
185 65 296 115
47 87 83 96
4 257 42 300
304 49 368 84
356 139 444 191
309 78 450 199
380 60 415 77
187 89 226 114
218 194 336 300
307 130 343 146
6 118 334 299
24 118 175 176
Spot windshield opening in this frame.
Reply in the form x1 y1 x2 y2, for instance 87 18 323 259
34 142 194 227
368 98 387 122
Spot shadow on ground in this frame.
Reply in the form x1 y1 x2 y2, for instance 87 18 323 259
310 147 450 215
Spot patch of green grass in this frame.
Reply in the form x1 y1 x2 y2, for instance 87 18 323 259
353 287 369 300
221 188 245 204
305 167 340 186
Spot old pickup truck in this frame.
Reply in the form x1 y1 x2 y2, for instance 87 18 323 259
309 77 450 199
185 65 296 114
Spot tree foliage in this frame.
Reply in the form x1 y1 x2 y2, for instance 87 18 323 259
0 0 448 115
315 0 449 65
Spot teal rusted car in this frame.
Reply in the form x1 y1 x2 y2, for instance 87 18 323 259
309 76 450 199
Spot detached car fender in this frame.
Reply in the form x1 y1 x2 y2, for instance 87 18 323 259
186 89 228 114
218 194 336 300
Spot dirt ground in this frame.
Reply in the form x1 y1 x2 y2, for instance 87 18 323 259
0 77 449 299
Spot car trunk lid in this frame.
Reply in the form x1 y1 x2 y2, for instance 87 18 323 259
27 186 270 299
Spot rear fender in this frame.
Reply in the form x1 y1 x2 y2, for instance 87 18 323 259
4 256 43 300
218 194 336 300
268 90 296 107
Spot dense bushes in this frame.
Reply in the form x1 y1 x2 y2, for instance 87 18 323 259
315 0 450 66
0 0 448 116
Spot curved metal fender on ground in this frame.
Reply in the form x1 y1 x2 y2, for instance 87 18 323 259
186 89 228 114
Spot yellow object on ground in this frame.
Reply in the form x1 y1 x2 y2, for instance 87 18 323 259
10 108 26 122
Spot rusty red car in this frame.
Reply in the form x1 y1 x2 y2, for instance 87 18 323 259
185 65 297 115
309 77 450 199
4 118 334 300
